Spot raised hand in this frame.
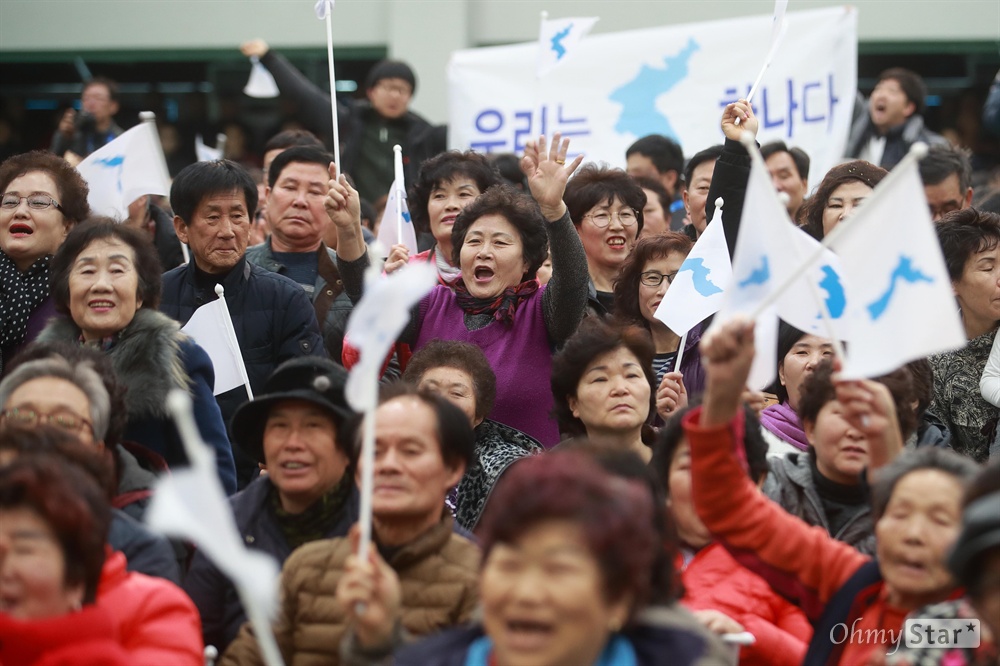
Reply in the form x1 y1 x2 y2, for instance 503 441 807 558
240 39 270 59
656 371 689 420
834 378 904 473
337 525 403 649
700 317 756 426
521 132 584 221
325 162 361 230
721 99 759 142
383 244 410 274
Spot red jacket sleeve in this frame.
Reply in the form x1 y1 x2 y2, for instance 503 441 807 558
683 407 869 610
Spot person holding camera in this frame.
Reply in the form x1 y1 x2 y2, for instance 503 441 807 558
50 77 123 164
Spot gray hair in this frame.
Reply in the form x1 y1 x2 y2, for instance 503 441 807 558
0 357 110 443
871 447 981 521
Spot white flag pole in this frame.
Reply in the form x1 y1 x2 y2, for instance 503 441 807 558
674 331 688 374
745 138 930 321
216 132 227 159
214 284 253 402
357 406 377 562
736 0 788 125
319 0 342 174
393 144 404 241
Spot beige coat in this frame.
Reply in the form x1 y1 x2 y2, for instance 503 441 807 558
221 515 480 666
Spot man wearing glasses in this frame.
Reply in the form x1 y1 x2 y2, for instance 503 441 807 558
50 77 124 164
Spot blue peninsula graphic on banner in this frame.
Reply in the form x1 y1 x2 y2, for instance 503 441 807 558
448 6 857 180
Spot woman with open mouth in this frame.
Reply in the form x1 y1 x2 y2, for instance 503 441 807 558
0 151 90 373
338 134 590 446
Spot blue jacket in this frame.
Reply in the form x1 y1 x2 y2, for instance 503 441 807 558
182 475 360 653
160 256 326 486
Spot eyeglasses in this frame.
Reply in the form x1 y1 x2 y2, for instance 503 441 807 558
584 208 638 228
1 407 93 438
639 270 678 287
1 195 63 212
375 81 412 97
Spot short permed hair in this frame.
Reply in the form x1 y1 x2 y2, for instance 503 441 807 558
918 143 972 193
612 233 693 329
0 356 110 443
760 141 811 181
170 159 258 225
550 317 656 437
451 184 549 281
877 68 927 117
564 164 646 236
871 446 979 522
935 208 1000 282
478 451 657 618
798 160 887 238
0 452 111 604
402 340 497 423
50 217 163 314
0 151 91 225
408 151 502 235
796 360 919 441
626 135 685 176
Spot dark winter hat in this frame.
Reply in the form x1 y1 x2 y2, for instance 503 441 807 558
365 60 417 95
231 357 353 464
947 491 1000 589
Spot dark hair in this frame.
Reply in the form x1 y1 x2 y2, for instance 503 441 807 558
964 459 1000 507
683 145 724 190
906 358 934 419
83 77 119 103
409 151 502 235
799 161 887 238
478 451 657 617
877 68 927 117
0 151 91 225
0 452 111 604
5 341 129 450
975 188 1000 215
267 146 336 189
760 141 811 181
551 317 656 437
564 164 646 236
935 208 1000 281
871 446 979 521
369 383 475 471
770 321 809 404
170 159 258 225
402 340 497 423
365 59 417 94
918 144 972 193
632 176 672 214
612 233 693 328
263 129 324 154
50 217 163 314
626 135 684 176
796 360 919 440
652 403 770 487
487 153 529 191
451 184 549 280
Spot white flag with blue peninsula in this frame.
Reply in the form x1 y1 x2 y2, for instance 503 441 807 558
376 178 418 254
827 146 964 379
537 15 598 78
655 202 730 335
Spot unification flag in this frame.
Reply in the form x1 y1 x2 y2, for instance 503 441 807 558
76 119 171 220
180 294 246 396
375 179 418 255
655 203 731 335
536 15 598 78
827 146 965 379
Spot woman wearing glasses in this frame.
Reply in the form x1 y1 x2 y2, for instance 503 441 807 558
0 151 90 372
564 164 646 316
613 233 705 421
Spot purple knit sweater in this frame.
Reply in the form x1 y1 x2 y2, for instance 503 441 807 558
414 285 559 446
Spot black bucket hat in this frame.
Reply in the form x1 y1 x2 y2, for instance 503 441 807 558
231 356 353 464
947 490 1000 588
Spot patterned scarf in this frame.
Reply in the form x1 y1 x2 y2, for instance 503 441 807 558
454 278 539 325
270 475 352 550
0 252 51 350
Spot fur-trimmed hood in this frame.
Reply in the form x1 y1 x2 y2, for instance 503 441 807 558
37 309 191 421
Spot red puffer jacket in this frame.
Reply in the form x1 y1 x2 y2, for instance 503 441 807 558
96 549 204 665
0 604 131 666
680 541 813 665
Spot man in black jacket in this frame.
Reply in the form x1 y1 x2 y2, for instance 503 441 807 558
159 159 326 488
241 39 446 203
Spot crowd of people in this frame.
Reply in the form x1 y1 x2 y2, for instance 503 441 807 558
0 46 998 666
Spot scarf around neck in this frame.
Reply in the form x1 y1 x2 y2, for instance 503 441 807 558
454 278 539 325
0 252 51 351
434 245 462 284
760 401 810 452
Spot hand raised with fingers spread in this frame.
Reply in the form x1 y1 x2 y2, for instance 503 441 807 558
521 133 584 221
721 99 759 141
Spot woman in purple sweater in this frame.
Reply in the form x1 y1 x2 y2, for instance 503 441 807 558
339 135 590 445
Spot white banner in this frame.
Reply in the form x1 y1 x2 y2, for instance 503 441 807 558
448 6 856 181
